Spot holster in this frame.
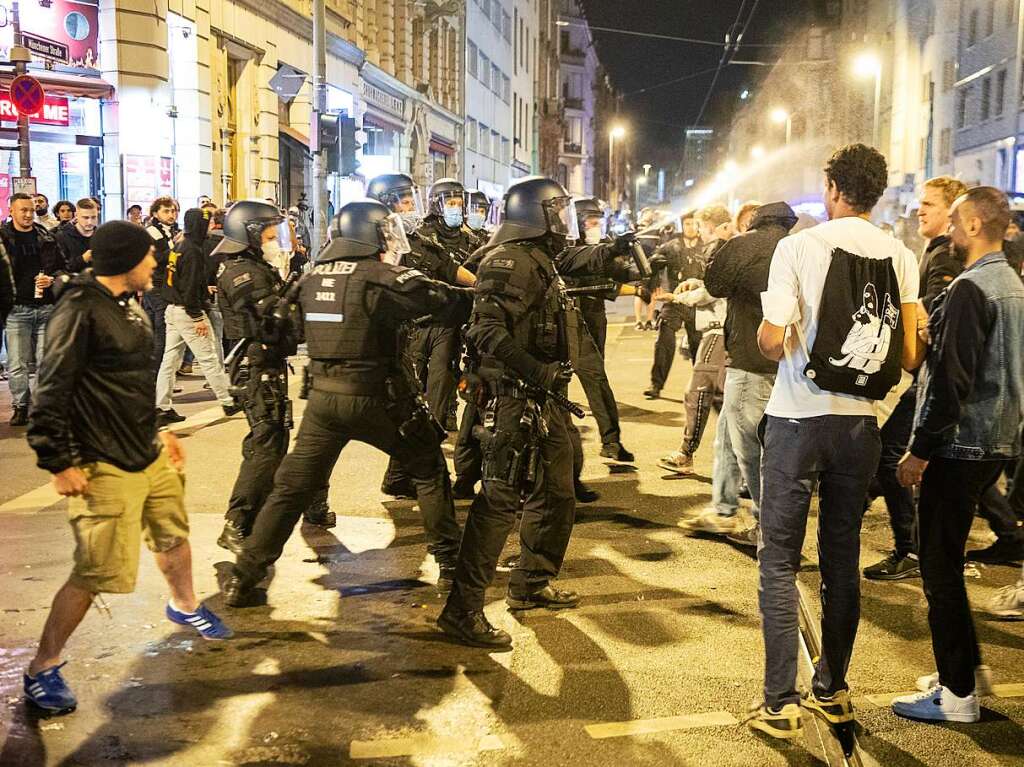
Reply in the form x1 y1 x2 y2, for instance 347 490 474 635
475 396 541 490
384 375 446 452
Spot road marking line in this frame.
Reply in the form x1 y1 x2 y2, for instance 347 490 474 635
349 733 504 759
0 483 62 514
0 404 238 515
994 682 1024 698
584 711 738 739
858 682 1024 709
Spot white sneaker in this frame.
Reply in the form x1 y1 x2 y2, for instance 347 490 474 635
988 579 1024 620
892 685 980 723
915 665 992 696
678 509 738 534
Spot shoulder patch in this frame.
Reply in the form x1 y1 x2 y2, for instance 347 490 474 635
489 258 515 269
216 262 226 277
232 272 253 287
395 269 425 284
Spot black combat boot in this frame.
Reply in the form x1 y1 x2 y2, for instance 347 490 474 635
506 585 580 611
437 605 512 649
217 519 247 555
223 573 267 608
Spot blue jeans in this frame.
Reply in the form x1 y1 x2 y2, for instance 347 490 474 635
710 408 741 516
758 414 881 708
722 368 775 514
6 304 52 408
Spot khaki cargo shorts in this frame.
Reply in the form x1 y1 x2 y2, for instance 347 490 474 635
67 450 189 594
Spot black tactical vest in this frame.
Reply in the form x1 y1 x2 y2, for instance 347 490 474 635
300 258 394 362
216 256 280 340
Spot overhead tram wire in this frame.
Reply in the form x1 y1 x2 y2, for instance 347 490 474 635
624 65 723 97
559 19 785 48
691 0 762 128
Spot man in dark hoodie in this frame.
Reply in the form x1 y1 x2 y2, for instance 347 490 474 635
679 202 797 538
154 208 235 425
54 198 99 273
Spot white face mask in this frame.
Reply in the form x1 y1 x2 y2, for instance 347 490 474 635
399 212 422 234
583 227 602 245
262 240 288 271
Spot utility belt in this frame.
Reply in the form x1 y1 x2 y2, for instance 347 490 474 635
307 367 445 451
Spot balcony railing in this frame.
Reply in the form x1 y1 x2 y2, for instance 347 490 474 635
563 97 583 110
562 141 583 155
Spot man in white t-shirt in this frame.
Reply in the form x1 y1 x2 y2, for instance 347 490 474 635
744 144 921 739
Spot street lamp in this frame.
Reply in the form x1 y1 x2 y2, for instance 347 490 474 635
853 51 882 147
608 124 626 204
770 107 792 145
751 144 765 160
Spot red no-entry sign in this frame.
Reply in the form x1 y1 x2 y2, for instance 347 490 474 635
10 75 45 116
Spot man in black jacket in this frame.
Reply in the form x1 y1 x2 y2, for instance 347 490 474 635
686 202 796 541
154 208 235 425
645 212 703 399
53 198 99 273
2 193 68 426
23 221 231 715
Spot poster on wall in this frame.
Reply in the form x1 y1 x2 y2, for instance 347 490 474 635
122 155 175 215
0 0 100 69
0 173 11 220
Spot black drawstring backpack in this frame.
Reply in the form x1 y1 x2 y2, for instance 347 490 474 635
802 246 903 400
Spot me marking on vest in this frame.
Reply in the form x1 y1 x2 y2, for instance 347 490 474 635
489 258 515 269
232 272 252 287
316 291 336 302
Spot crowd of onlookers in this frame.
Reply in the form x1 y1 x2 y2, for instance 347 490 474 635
0 193 313 427
631 145 1024 732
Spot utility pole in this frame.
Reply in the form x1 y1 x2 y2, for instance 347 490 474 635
310 0 328 259
11 0 32 180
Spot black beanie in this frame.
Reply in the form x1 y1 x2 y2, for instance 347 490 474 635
91 221 154 276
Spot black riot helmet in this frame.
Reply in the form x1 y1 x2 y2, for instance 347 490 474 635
365 173 423 214
213 199 284 256
574 196 607 244
491 176 579 245
319 199 411 264
427 177 465 218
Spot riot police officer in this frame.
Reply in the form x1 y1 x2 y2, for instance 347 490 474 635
214 200 332 555
560 197 635 464
223 199 472 607
408 178 475 431
438 176 636 649
367 173 475 497
464 189 492 243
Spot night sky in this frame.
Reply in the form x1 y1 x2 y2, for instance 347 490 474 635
580 0 818 167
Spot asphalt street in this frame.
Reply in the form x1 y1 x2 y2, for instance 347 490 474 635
0 301 1022 766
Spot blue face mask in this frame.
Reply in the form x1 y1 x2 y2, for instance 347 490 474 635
443 208 464 228
467 211 486 230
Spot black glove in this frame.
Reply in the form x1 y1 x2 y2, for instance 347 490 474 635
534 361 574 390
610 232 637 257
636 285 652 304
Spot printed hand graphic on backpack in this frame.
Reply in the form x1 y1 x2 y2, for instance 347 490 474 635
828 283 900 380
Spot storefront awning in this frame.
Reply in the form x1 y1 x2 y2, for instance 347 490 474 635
0 69 114 100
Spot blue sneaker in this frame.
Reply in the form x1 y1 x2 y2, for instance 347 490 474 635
165 602 233 640
24 662 77 714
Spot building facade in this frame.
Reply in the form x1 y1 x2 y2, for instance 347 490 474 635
555 0 597 197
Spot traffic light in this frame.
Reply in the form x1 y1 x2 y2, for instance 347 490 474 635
339 116 360 177
317 112 340 172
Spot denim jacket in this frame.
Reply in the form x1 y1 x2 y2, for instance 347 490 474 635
912 251 1024 460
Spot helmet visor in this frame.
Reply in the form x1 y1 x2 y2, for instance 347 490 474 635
380 211 412 265
542 196 580 240
432 189 464 213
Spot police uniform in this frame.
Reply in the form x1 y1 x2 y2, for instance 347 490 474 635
409 215 474 424
229 246 472 597
217 253 301 539
558 244 633 454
